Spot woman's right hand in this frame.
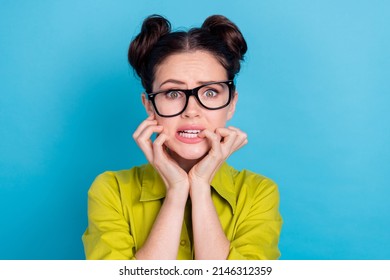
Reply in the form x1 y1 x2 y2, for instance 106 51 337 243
132 114 190 196
133 114 190 260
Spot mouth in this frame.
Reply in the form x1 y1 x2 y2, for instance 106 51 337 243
178 129 201 139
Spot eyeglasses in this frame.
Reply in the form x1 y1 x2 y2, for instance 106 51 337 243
146 80 235 117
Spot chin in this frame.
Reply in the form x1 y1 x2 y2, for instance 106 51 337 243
167 141 209 161
179 150 208 160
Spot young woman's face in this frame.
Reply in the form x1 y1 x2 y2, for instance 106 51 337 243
143 50 238 161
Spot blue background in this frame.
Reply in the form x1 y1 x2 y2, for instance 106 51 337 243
1 0 389 260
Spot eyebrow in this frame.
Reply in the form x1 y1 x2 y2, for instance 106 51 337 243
159 79 220 88
159 79 186 88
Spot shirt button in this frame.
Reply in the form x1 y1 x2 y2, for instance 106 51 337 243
180 240 187 246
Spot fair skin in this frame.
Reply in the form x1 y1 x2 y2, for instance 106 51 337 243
133 50 248 259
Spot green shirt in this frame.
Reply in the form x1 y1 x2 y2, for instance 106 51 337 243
82 162 282 259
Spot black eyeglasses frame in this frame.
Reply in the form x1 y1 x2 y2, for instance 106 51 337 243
146 80 235 118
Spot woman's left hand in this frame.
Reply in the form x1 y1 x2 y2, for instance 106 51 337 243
188 126 248 189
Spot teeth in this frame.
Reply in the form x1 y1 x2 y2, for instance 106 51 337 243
179 130 201 138
182 130 200 134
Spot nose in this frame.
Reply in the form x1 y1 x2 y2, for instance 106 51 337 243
182 95 201 118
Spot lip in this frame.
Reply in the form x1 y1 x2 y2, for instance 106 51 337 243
175 125 205 144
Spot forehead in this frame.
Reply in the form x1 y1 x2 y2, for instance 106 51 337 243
153 51 228 89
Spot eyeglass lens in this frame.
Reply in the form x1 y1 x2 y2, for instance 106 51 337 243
153 82 231 116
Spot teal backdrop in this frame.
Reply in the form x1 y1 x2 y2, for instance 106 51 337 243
1 0 389 259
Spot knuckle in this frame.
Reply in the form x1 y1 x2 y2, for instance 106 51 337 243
216 127 224 134
239 132 248 139
210 133 219 141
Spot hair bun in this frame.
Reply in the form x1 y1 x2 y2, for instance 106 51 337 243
202 15 247 61
128 15 171 80
128 14 248 91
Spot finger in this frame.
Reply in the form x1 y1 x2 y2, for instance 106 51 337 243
132 114 157 140
152 133 169 161
136 123 163 144
200 129 222 152
227 126 248 151
152 134 189 186
215 127 238 156
153 131 168 145
135 125 164 162
191 130 223 184
197 129 223 167
152 133 178 168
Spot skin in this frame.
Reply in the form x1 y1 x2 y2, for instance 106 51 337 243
132 50 248 259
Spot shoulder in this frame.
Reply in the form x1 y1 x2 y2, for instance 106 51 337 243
227 164 280 200
226 165 281 226
88 164 149 199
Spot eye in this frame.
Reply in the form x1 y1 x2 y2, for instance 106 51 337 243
165 91 183 100
203 89 218 98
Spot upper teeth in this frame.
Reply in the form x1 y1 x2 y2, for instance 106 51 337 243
179 130 201 139
182 130 200 134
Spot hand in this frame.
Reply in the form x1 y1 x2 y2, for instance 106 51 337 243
133 114 189 194
188 126 248 188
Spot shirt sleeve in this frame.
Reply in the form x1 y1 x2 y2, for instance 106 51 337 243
227 178 283 260
82 172 137 260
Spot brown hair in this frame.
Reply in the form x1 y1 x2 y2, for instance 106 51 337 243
128 14 248 93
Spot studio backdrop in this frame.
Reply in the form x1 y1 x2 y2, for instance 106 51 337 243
1 0 389 259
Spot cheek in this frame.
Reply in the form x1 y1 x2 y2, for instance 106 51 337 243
156 118 177 136
206 110 230 128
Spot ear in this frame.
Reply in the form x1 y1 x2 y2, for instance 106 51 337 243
227 91 238 121
141 93 154 116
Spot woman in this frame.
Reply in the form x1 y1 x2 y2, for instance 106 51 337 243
82 14 282 260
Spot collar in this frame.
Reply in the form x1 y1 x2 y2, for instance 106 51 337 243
139 162 237 213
